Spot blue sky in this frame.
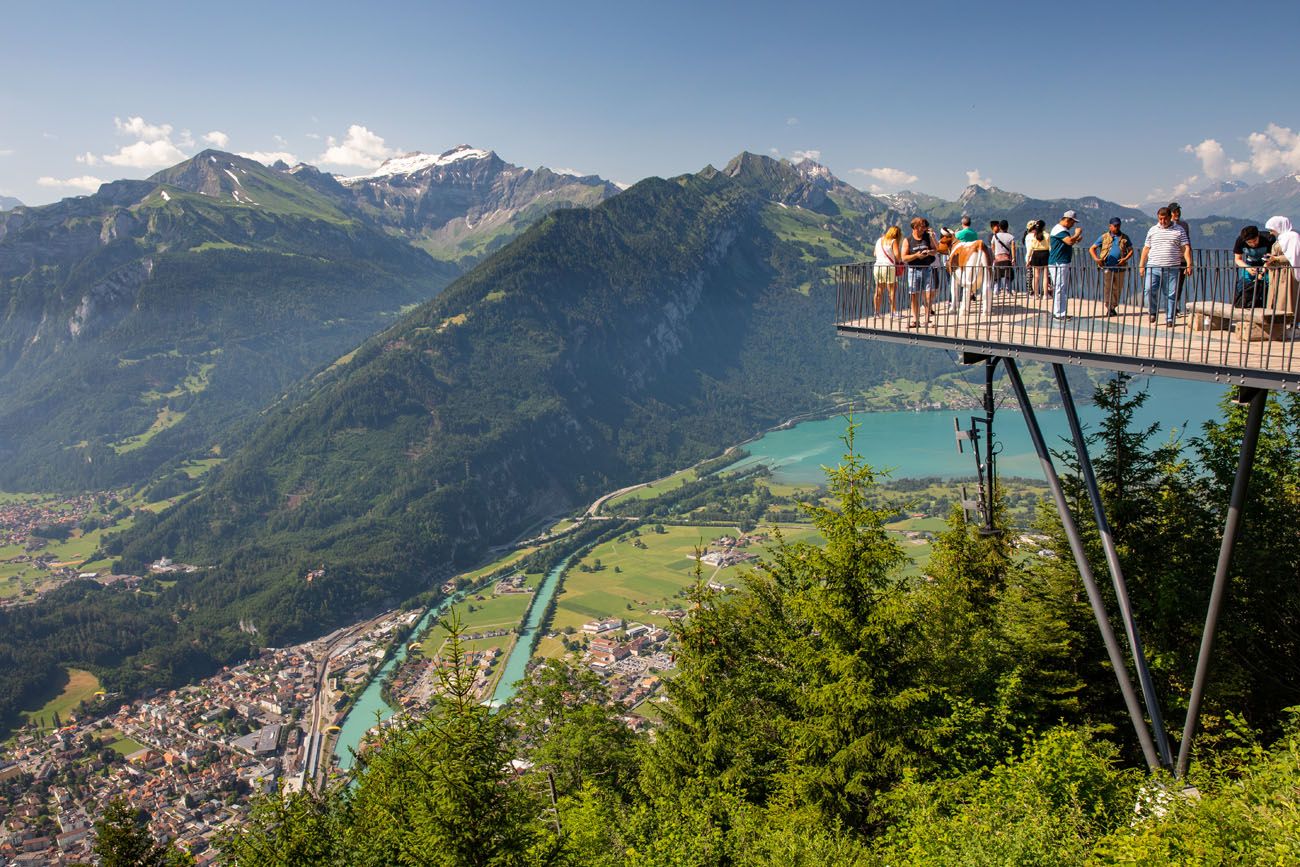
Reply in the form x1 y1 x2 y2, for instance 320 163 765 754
3 0 1297 208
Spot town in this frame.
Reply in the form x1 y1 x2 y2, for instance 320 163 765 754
0 608 417 865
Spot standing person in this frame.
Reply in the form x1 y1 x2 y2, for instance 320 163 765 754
1025 220 1051 298
1169 202 1192 313
948 227 991 316
1264 216 1300 321
1048 210 1084 320
1088 217 1133 316
1138 206 1191 326
1232 224 1275 308
902 217 938 328
872 226 903 318
989 219 1016 296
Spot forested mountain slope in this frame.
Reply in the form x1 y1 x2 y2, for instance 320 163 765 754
0 152 455 489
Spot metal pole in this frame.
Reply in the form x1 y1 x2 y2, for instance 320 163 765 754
1052 364 1173 768
1003 358 1162 771
1175 387 1269 779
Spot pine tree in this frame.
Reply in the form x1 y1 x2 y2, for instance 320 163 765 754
92 800 191 867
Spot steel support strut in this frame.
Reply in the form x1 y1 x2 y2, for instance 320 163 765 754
1004 359 1163 770
1175 387 1269 779
1052 364 1173 768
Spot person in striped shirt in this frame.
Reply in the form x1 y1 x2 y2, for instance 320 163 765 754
1138 207 1191 326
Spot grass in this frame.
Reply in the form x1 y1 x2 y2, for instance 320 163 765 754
179 458 225 479
110 407 187 454
419 592 535 656
535 635 569 661
605 466 700 508
141 361 216 403
551 524 747 632
460 548 537 584
106 735 147 756
18 668 102 733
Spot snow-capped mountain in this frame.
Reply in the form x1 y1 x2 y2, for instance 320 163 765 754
1173 174 1300 221
337 145 620 263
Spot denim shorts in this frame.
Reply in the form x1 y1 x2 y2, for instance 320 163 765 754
908 268 935 295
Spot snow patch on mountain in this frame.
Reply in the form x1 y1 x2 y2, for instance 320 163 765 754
339 145 491 184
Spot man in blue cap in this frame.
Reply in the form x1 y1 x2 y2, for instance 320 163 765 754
1089 217 1133 317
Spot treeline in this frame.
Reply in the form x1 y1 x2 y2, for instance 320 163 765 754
202 378 1300 864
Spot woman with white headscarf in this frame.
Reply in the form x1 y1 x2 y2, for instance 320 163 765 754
1264 216 1300 319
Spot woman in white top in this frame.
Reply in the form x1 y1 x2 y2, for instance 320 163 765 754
873 225 902 318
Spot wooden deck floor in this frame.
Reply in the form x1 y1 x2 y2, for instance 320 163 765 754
837 291 1300 391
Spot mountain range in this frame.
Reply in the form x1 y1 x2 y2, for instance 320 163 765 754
1167 173 1300 222
0 146 1270 719
0 195 21 211
0 147 619 490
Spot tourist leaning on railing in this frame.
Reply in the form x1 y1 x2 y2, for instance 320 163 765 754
872 226 902 318
1233 225 1275 308
1089 217 1133 317
1139 207 1192 327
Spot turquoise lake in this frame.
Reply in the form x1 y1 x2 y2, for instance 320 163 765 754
731 376 1230 485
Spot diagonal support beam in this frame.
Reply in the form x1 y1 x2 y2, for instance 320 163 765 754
1003 358 1163 771
1053 364 1173 768
1175 387 1269 778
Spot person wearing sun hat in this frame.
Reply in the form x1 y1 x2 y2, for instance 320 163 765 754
1048 210 1084 320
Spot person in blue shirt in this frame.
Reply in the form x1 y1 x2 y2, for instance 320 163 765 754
1088 217 1133 317
1048 210 1084 320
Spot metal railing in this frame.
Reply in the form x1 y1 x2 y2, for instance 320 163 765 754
835 248 1300 387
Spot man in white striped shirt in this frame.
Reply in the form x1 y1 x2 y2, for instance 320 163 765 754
1138 207 1191 326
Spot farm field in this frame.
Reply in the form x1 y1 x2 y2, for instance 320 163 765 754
418 591 534 656
604 466 700 509
548 523 814 632
14 668 102 735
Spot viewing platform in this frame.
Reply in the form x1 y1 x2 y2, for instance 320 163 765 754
835 252 1300 392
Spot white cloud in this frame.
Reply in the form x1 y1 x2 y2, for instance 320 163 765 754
850 166 918 187
203 131 230 149
103 139 188 168
305 132 321 140
37 175 104 192
1183 139 1248 180
317 124 396 169
965 169 992 187
1243 124 1300 176
74 116 192 169
238 150 298 166
549 167 587 177
0 149 13 157
114 116 174 142
1185 125 1300 180
790 149 821 164
273 134 289 147
786 117 799 126
768 147 781 156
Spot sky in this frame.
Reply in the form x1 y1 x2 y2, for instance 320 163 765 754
3 0 1298 208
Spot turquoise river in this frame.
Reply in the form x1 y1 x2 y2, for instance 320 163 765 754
333 374 1230 768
